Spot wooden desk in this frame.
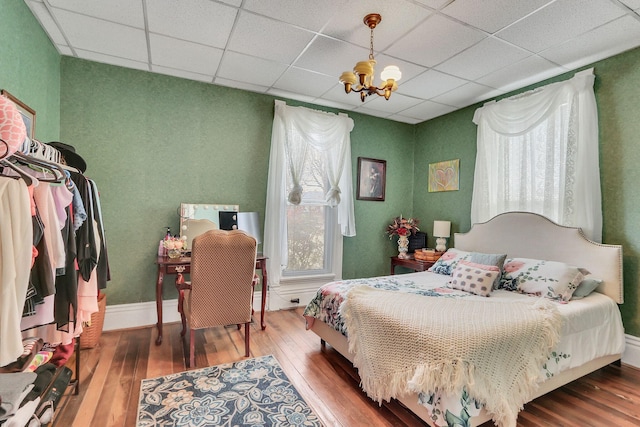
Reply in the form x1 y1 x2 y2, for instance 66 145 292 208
155 255 268 345
390 255 435 275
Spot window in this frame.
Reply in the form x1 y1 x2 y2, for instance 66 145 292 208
471 69 601 242
264 100 355 292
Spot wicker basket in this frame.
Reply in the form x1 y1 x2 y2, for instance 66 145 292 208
80 293 106 349
414 249 444 262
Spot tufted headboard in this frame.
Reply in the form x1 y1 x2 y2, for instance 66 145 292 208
454 212 623 304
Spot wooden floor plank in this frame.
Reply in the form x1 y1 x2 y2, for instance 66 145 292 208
55 308 640 427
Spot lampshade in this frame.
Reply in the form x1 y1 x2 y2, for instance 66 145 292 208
433 220 451 238
237 212 262 245
380 65 402 82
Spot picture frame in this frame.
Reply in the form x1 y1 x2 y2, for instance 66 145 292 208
428 159 460 192
356 157 386 201
1 89 35 139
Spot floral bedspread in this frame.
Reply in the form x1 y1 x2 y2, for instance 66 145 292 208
302 273 579 427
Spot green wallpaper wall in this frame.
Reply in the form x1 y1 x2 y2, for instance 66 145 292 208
413 47 640 336
3 0 640 336
0 0 60 142
59 58 415 304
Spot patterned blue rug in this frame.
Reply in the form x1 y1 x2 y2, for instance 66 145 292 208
136 354 322 426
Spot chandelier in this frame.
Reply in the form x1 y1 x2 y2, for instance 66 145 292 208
339 13 402 102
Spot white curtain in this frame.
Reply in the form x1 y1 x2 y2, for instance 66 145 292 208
471 68 602 242
264 100 356 285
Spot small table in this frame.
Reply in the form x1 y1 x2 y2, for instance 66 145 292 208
155 255 268 345
390 255 435 275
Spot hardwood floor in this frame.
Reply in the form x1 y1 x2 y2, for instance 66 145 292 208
56 308 640 426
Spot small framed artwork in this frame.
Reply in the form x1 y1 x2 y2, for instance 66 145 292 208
357 157 386 201
428 159 460 192
1 89 35 139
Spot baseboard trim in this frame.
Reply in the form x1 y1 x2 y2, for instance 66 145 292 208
103 292 263 331
623 334 640 368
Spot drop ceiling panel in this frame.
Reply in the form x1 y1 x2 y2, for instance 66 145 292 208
23 0 640 123
441 0 552 33
152 65 214 83
385 14 486 67
48 0 144 28
321 0 433 50
397 100 457 121
433 82 503 109
496 0 626 53
242 0 344 32
217 51 288 87
295 36 370 77
364 92 424 114
539 15 640 70
146 0 237 48
397 70 467 99
477 55 566 93
75 49 149 71
149 34 223 76
51 8 148 62
273 68 338 99
435 37 531 81
227 11 316 64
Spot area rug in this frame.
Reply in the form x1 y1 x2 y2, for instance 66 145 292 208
136 354 322 426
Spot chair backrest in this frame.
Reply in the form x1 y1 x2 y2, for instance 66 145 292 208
189 229 257 329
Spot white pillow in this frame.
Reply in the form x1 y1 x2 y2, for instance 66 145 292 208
500 258 585 302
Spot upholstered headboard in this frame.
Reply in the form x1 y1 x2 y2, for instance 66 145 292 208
454 212 623 304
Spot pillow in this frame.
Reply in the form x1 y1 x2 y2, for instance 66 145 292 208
500 258 585 302
449 260 500 297
428 248 471 275
571 275 603 300
469 252 507 289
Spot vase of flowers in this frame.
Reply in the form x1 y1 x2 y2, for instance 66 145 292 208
386 216 419 259
163 236 186 259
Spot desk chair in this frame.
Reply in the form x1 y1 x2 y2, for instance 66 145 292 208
177 229 257 367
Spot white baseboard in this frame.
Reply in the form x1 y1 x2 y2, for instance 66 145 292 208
623 334 640 368
103 292 263 331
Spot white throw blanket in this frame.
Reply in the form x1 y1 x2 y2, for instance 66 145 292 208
341 286 562 427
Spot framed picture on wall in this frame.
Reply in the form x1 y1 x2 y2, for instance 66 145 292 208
1 89 35 139
428 158 460 192
356 157 386 201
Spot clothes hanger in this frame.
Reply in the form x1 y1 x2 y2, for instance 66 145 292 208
12 152 66 183
0 157 34 186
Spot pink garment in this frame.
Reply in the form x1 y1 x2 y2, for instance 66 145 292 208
0 178 33 366
32 182 65 271
74 219 101 335
49 183 73 230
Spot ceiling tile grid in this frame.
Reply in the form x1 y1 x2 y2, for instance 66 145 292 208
22 0 640 124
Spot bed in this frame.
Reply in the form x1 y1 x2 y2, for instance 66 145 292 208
303 212 625 427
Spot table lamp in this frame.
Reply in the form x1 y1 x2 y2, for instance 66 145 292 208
433 220 451 252
238 212 262 248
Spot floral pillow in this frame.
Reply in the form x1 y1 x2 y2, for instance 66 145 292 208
449 260 500 297
428 248 472 275
500 258 585 302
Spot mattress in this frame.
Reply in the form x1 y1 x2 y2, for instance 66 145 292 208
303 271 625 425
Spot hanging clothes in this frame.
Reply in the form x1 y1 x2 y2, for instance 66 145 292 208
0 177 33 366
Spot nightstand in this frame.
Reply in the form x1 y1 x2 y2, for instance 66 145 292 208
390 255 435 275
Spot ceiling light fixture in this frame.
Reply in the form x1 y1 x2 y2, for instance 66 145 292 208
339 13 402 102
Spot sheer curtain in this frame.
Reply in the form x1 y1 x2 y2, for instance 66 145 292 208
471 68 602 242
264 100 355 286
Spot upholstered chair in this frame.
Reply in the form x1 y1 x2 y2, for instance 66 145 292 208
176 229 257 367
